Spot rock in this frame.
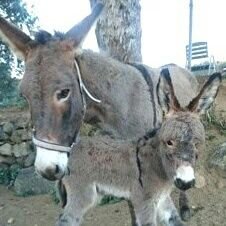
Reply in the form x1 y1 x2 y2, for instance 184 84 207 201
19 129 32 141
16 157 26 167
3 122 14 136
195 173 206 188
0 132 9 142
0 143 13 156
209 142 226 178
14 167 55 196
0 164 10 185
216 179 225 189
12 142 30 157
10 130 22 144
24 152 36 167
0 155 16 165
14 119 29 130
0 126 8 141
7 217 14 224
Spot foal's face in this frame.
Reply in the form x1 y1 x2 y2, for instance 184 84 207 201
159 112 205 190
20 41 84 180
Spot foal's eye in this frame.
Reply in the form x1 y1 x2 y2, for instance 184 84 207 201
56 89 71 101
167 140 173 146
166 140 174 147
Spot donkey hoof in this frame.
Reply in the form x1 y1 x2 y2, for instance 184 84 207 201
180 206 191 221
55 214 70 226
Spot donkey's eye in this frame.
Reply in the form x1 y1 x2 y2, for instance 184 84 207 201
195 153 198 160
56 89 71 101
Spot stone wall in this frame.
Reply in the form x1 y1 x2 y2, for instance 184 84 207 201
0 120 34 166
0 118 35 185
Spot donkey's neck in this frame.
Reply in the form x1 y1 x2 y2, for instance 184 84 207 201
138 137 169 183
76 50 157 139
76 49 132 102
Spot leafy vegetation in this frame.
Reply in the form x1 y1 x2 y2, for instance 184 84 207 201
202 108 226 136
100 195 123 206
0 164 20 186
0 0 37 107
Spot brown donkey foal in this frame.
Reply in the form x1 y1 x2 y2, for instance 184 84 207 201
56 70 221 226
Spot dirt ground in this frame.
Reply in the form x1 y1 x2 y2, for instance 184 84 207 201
0 79 226 226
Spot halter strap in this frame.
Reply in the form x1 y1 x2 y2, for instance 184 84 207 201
32 135 78 153
32 59 101 153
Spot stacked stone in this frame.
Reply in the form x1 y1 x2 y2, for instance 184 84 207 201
0 120 35 169
0 119 56 195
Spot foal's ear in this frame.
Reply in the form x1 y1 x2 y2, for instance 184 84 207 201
65 3 104 47
0 17 33 60
187 72 222 114
157 68 181 115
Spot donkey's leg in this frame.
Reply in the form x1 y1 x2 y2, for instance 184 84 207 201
55 183 97 226
56 180 67 208
179 191 191 221
157 196 184 226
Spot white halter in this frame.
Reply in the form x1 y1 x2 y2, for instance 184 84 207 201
74 59 101 103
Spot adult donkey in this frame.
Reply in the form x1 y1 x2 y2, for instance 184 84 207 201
0 4 198 180
0 3 200 222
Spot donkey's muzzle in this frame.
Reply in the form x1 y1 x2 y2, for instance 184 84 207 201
37 165 65 181
174 178 195 191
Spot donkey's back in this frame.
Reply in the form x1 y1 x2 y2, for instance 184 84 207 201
82 49 199 139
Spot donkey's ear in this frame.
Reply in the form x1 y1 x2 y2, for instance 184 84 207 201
0 17 33 60
187 72 222 114
65 3 104 47
157 68 181 115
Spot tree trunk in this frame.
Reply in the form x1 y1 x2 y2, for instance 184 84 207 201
90 0 142 63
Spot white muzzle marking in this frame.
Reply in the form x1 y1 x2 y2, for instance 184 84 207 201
34 147 68 172
175 165 195 183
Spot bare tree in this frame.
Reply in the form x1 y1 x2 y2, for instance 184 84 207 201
90 0 142 63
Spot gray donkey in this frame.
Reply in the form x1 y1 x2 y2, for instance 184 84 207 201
56 70 221 226
0 3 211 221
0 4 198 181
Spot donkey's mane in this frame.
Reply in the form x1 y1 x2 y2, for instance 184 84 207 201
34 30 66 44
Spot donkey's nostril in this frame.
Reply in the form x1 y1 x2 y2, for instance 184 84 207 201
55 165 60 174
37 166 65 181
175 178 183 189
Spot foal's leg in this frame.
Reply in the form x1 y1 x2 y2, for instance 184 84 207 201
132 198 158 226
179 191 191 221
55 183 97 226
157 196 184 226
127 200 138 226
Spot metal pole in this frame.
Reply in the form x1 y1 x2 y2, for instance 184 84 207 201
188 0 193 70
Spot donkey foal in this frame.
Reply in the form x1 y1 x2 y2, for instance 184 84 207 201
56 70 221 226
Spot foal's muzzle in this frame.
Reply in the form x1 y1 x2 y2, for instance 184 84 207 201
174 178 195 191
174 165 195 191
